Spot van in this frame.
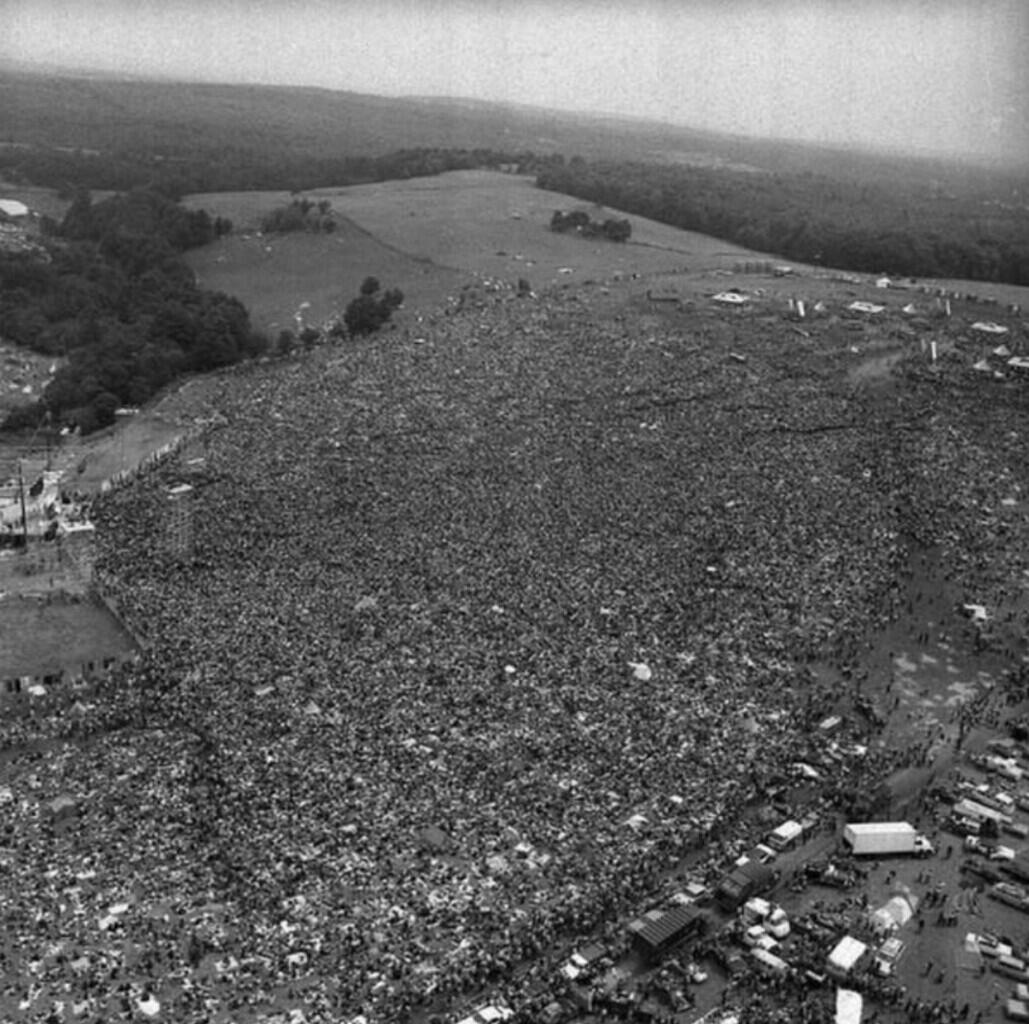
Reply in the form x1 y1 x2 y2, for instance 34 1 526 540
1003 822 1029 840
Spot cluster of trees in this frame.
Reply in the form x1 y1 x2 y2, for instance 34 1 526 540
550 209 632 242
260 197 337 234
1 188 264 435
343 277 404 337
537 159 1029 286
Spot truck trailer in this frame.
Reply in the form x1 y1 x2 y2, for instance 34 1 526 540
841 822 934 858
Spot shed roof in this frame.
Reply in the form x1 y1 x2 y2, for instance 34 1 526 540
633 904 705 951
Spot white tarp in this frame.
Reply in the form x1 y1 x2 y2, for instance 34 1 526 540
971 321 1009 334
848 301 884 314
835 988 863 1024
828 936 867 974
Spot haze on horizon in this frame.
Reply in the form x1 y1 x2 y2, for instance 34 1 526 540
4 0 1028 164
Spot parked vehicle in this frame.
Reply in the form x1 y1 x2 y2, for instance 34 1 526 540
990 845 1017 862
842 822 934 858
990 882 1029 910
945 815 982 837
715 862 776 912
767 820 804 852
962 859 1004 885
766 907 790 939
992 954 1029 982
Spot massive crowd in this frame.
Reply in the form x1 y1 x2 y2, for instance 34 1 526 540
0 284 1026 1023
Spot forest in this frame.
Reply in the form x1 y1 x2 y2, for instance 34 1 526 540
536 159 1029 286
0 142 541 198
1 188 265 434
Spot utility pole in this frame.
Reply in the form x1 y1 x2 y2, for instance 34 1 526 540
17 459 28 548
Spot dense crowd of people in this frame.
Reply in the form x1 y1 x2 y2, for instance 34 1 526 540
0 283 1026 1023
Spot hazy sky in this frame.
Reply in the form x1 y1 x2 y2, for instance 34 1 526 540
4 0 1027 160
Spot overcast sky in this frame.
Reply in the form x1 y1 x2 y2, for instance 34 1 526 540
4 0 1027 161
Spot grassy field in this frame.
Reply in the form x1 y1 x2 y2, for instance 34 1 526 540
185 170 1029 337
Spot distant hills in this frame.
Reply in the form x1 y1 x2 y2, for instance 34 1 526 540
0 67 1020 192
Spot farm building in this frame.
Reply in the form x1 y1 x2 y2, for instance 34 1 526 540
0 199 30 221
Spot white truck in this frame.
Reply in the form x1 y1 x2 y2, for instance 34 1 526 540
842 822 934 858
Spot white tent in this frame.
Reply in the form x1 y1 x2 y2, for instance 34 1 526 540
869 894 914 932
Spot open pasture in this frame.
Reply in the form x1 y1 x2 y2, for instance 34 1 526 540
308 169 770 285
184 216 466 333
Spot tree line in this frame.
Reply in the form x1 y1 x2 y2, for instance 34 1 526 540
0 145 559 198
537 158 1029 286
1 187 264 435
